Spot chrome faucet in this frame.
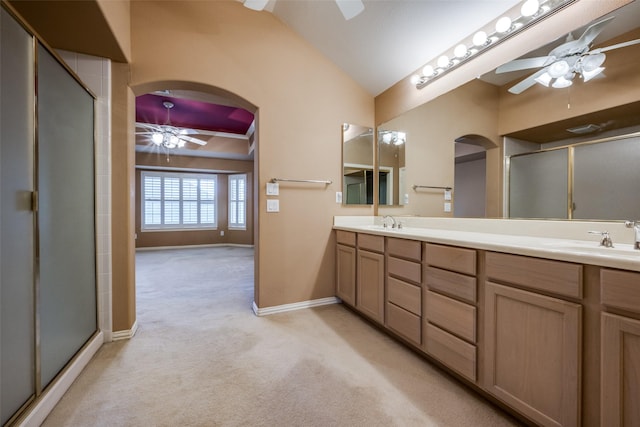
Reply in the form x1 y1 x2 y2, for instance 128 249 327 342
382 215 397 229
588 230 614 248
625 221 640 250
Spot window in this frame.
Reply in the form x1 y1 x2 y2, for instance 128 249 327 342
228 174 247 229
142 171 217 230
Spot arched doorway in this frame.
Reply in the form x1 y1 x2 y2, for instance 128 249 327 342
124 80 259 328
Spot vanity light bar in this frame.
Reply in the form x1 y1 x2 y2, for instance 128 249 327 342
411 0 576 89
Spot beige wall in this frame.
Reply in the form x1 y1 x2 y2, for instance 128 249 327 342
111 62 136 331
134 154 254 248
128 1 374 308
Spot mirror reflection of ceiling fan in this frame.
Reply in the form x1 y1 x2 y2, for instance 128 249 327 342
136 101 207 149
243 0 364 20
497 16 640 94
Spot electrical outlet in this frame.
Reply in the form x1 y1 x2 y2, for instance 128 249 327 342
336 192 343 203
444 202 451 212
220 230 225 236
444 189 452 201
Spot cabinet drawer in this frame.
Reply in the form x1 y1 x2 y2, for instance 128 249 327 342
425 323 476 382
336 230 356 246
387 302 421 345
426 266 476 304
425 243 476 275
387 237 421 262
388 277 421 316
601 269 640 314
425 291 476 343
486 252 583 299
388 256 421 284
358 233 384 253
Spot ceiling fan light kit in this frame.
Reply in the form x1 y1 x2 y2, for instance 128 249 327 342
496 12 640 95
136 99 208 151
411 0 575 90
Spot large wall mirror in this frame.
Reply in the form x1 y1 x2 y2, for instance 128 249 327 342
342 123 374 205
377 1 640 221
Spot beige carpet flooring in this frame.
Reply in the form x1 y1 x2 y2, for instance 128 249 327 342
41 246 522 426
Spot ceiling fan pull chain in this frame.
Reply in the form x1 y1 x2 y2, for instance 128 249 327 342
567 86 571 110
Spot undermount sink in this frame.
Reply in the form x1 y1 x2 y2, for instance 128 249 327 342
543 240 639 256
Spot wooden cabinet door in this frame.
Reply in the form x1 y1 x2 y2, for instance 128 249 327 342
357 249 384 323
601 313 640 427
336 244 356 306
483 282 581 427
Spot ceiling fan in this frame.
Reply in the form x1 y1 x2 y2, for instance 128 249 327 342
243 0 364 20
496 16 640 94
136 101 207 149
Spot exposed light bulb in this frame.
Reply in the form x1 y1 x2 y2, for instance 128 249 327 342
410 74 421 85
382 133 392 144
422 65 435 77
472 31 488 47
152 132 163 145
437 55 450 68
495 16 512 33
454 44 468 58
521 0 540 17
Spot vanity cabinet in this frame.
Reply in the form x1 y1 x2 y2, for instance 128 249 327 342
600 269 640 427
423 243 478 382
335 231 356 306
386 238 422 345
356 234 385 323
484 252 582 427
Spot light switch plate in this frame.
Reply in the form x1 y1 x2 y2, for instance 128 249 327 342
403 193 409 205
267 199 279 212
444 189 452 201
266 182 279 196
444 202 451 212
336 192 343 203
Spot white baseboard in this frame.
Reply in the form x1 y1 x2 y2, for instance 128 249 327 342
252 297 339 316
136 243 254 252
112 320 138 341
18 331 104 427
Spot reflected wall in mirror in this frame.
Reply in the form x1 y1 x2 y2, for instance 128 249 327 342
377 129 406 206
377 1 640 220
342 123 374 205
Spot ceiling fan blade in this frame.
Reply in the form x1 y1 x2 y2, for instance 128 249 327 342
136 122 161 130
496 56 554 74
576 16 614 47
178 128 199 135
179 135 207 146
335 0 364 20
595 38 640 53
508 68 549 94
243 0 269 11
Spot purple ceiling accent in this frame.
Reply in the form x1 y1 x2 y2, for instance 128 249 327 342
136 94 254 135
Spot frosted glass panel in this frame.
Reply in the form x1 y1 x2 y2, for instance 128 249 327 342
509 149 568 219
573 137 640 220
1 9 35 424
37 44 97 389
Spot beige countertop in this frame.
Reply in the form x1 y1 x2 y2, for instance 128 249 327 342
334 217 640 272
